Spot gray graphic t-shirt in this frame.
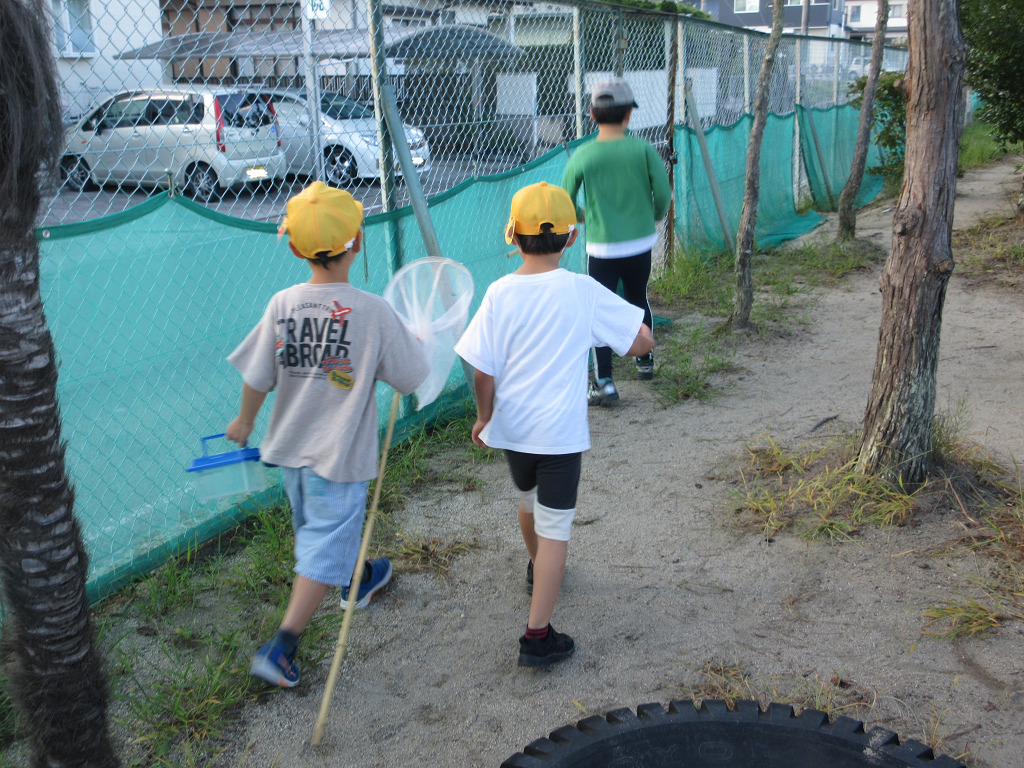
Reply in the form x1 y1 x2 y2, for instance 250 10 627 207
229 282 429 482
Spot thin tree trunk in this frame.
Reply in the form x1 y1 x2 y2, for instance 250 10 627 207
0 1 119 765
856 0 967 484
837 0 890 240
731 0 785 328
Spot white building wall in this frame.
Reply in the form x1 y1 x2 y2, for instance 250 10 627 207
54 0 165 120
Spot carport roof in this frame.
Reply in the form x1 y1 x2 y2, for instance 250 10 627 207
116 24 522 62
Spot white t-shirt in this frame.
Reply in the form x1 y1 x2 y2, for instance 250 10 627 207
228 282 429 482
454 268 643 454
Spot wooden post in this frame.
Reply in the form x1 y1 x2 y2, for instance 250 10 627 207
684 84 734 252
663 17 678 271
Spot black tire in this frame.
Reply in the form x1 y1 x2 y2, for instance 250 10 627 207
183 163 221 203
501 700 964 768
60 155 93 191
324 147 357 187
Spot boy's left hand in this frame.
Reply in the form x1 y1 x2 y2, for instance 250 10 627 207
226 417 255 447
471 419 489 448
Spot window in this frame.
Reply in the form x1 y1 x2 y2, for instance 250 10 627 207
849 5 861 21
785 0 801 6
51 0 95 55
148 98 203 127
889 3 906 17
734 0 759 12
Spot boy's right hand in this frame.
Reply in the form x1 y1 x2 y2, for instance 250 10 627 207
225 417 255 447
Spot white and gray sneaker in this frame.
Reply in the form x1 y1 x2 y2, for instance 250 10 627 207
635 353 654 380
588 377 619 406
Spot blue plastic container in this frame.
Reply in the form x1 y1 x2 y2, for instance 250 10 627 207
186 433 268 502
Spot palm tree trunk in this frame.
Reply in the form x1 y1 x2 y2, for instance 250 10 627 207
837 0 890 240
731 0 786 328
0 1 119 765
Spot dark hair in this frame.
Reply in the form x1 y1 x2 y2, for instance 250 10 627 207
516 223 571 255
590 103 632 125
309 249 349 269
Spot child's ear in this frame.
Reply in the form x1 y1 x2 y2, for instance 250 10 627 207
350 230 363 254
566 228 579 248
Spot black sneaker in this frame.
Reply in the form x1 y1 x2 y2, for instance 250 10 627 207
635 353 654 380
518 625 575 667
526 560 534 595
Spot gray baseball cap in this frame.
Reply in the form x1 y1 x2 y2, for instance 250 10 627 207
591 77 638 108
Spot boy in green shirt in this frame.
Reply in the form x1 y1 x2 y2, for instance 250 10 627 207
562 77 671 405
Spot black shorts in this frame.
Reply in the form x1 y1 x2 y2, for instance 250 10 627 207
504 450 582 510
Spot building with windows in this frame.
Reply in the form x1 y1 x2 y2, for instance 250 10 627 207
51 0 165 119
707 0 847 37
843 0 907 42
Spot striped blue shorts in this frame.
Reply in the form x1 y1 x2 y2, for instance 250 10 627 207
281 466 370 587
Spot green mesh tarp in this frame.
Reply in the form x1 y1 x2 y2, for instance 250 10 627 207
675 112 825 253
797 103 884 211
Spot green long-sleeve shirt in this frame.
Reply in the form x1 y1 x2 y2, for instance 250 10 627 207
561 135 672 253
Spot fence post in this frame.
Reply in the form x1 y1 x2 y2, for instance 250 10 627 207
684 84 734 253
743 34 751 113
301 9 326 183
793 37 806 212
573 6 585 139
614 9 625 77
663 16 678 272
366 0 401 273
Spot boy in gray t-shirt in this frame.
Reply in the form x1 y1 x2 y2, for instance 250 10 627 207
226 181 428 688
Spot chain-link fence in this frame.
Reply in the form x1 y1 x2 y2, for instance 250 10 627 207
38 0 907 601
44 0 906 227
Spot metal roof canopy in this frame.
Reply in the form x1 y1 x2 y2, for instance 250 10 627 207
116 24 523 62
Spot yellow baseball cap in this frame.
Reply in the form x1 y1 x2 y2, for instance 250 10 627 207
279 181 364 259
504 181 576 245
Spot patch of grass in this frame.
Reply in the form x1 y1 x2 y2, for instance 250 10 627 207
651 325 736 405
685 660 758 708
683 660 875 720
959 121 1023 172
228 502 294 606
734 427 944 537
133 539 203 619
745 435 826 475
388 531 474 575
921 598 1004 638
953 213 1024 288
651 251 732 315
124 631 259 765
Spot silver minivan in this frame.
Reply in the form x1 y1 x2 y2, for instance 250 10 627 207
60 88 287 202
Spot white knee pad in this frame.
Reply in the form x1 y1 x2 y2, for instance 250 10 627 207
515 486 537 515
533 501 575 542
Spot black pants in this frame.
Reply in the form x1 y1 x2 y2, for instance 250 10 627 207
588 250 653 379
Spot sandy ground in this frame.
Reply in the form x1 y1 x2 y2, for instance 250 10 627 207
221 157 1024 767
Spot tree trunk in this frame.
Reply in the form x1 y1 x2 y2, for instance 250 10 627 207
0 1 119 765
731 0 785 328
837 0 890 240
856 0 967 484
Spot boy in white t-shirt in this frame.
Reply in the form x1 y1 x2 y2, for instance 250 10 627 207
455 182 653 667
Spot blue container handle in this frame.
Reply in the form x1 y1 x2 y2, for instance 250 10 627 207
200 433 228 456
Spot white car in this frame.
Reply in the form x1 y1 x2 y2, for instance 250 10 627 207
60 88 287 202
266 90 430 187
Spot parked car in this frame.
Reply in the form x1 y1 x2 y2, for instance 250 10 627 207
264 90 430 187
847 56 871 79
60 88 287 202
